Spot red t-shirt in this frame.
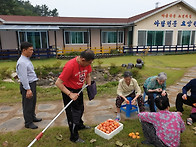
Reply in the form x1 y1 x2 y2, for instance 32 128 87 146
59 57 92 89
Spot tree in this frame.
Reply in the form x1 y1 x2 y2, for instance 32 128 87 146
0 0 59 16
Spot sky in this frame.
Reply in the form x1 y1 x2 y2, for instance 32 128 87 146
29 0 196 18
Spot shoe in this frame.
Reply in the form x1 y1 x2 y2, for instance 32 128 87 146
33 118 42 122
25 123 38 129
75 138 85 143
115 117 121 122
186 118 193 126
79 125 91 130
83 125 91 129
141 140 152 145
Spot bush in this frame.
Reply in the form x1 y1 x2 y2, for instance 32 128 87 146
0 67 12 79
104 74 108 80
35 61 62 78
109 63 122 75
52 61 62 69
65 51 81 56
97 81 118 93
110 49 119 54
96 59 103 68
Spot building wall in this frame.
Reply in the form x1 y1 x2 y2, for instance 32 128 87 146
63 28 88 50
48 31 55 47
56 30 64 49
133 3 196 46
91 29 101 48
0 31 17 49
101 28 124 49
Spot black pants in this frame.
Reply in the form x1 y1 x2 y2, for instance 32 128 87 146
141 121 168 147
20 81 36 126
143 87 163 112
116 91 145 112
176 93 196 112
62 87 85 142
190 113 196 122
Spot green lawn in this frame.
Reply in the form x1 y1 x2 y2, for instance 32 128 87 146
0 54 196 146
0 54 196 103
0 107 195 147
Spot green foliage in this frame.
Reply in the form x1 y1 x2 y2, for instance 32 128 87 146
0 67 12 79
140 47 149 61
96 59 104 68
65 51 81 56
0 81 20 103
0 0 58 16
0 107 195 146
109 63 122 75
97 81 118 93
104 74 108 80
35 61 62 78
110 49 120 54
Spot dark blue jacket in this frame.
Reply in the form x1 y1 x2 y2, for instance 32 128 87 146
182 78 196 99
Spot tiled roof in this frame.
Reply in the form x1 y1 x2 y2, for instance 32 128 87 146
0 0 193 25
127 1 177 23
0 15 128 24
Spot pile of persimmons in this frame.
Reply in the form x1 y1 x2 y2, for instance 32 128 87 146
129 132 140 139
97 119 120 134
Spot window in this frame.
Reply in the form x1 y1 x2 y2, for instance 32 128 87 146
138 31 146 46
147 31 164 46
165 31 173 46
191 31 195 45
118 32 124 43
27 32 41 48
177 30 191 45
18 31 48 49
138 30 173 46
64 31 89 44
177 31 182 45
102 31 124 43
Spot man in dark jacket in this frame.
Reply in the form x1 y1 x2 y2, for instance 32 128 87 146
176 78 196 125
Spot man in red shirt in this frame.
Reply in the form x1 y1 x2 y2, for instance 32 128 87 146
55 49 95 143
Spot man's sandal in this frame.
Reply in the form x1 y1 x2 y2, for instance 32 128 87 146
186 118 193 125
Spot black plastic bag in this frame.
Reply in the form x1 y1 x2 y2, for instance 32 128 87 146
87 81 97 101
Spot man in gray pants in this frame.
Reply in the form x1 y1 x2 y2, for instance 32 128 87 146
16 42 42 129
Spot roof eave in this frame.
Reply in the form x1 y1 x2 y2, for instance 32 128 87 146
132 0 181 24
3 21 127 26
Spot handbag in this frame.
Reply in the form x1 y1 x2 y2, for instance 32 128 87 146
87 81 97 101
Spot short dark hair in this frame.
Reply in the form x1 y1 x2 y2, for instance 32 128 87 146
123 71 132 78
80 49 95 61
20 42 33 52
155 95 170 110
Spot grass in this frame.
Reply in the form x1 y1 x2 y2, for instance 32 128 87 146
0 54 195 103
0 54 196 146
0 106 195 147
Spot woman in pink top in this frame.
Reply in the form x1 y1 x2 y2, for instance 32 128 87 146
138 95 185 147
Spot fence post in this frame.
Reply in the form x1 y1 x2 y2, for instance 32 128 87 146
136 46 138 53
175 45 177 53
163 45 165 53
181 45 183 52
47 48 50 58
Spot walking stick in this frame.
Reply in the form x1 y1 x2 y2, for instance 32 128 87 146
27 85 88 147
136 99 141 122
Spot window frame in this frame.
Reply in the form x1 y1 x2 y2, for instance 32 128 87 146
177 30 192 45
138 30 174 46
18 31 48 49
64 31 89 45
102 31 124 44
